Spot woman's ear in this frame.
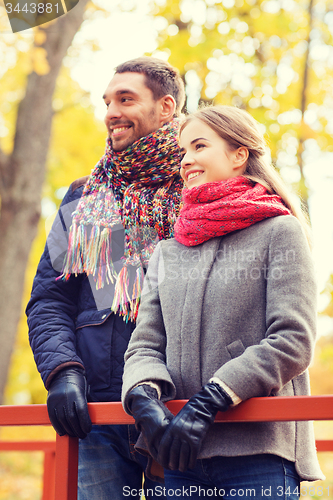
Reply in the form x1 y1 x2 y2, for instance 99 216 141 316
159 95 177 125
233 146 249 172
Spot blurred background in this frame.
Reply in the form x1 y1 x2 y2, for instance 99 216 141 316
0 0 333 497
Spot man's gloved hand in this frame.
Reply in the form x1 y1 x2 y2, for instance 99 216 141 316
47 367 92 439
127 384 174 460
157 382 233 472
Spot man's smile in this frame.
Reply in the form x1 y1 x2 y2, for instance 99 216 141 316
111 125 132 137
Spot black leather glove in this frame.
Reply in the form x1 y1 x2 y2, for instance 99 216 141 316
127 384 174 460
47 367 92 439
157 382 233 472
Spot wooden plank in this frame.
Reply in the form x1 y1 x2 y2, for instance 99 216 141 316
1 396 333 427
1 397 333 500
315 440 333 452
212 395 333 422
0 404 50 426
0 441 55 451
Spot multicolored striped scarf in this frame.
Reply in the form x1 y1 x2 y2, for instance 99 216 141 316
61 119 183 321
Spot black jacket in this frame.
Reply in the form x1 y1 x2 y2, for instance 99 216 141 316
26 177 135 402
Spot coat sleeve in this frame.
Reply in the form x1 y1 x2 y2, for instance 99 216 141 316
26 184 85 389
122 242 176 412
214 216 317 401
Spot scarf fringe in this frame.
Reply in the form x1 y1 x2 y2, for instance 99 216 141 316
60 224 118 287
61 223 148 322
60 222 84 279
111 265 145 322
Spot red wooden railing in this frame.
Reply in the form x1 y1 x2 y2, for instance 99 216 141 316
1 396 333 500
0 440 56 500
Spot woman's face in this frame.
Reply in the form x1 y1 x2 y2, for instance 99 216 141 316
179 118 247 189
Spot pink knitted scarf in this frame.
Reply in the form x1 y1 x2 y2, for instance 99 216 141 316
174 176 291 246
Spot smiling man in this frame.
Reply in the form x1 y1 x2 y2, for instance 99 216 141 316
104 71 169 151
26 57 185 500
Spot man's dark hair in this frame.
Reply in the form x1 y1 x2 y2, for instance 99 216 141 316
115 57 185 116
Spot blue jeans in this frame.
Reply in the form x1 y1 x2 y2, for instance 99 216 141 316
78 424 162 500
164 454 300 499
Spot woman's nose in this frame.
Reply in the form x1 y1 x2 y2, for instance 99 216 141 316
181 153 194 170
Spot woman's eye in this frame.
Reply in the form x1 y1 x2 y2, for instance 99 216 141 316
196 143 205 150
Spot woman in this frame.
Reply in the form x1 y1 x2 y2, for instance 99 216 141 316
121 106 324 499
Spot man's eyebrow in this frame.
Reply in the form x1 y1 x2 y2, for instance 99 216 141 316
102 89 139 100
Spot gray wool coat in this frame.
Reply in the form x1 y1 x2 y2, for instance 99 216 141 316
122 215 324 481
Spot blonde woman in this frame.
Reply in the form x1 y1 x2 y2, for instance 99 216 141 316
122 106 324 499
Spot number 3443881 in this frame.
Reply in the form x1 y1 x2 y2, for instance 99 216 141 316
5 3 60 14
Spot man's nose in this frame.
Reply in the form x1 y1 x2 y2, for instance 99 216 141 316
105 102 122 122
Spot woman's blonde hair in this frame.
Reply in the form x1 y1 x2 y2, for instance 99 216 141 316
180 105 311 244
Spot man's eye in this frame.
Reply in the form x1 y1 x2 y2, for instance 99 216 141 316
121 97 132 103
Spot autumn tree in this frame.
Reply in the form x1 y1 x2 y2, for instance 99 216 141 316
150 0 333 215
0 0 90 404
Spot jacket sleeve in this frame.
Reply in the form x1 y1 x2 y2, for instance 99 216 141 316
214 216 317 401
122 242 176 411
26 183 85 389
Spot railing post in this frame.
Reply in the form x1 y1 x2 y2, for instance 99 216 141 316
55 434 79 500
42 449 56 500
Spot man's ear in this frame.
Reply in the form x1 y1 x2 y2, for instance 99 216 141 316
233 146 249 173
159 95 177 125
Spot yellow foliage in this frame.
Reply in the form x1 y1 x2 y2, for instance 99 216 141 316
310 334 333 395
321 276 333 318
151 0 333 165
31 47 50 75
33 28 47 46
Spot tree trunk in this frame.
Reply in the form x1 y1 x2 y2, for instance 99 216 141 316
0 0 89 404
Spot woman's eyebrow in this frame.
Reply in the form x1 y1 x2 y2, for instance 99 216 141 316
191 137 211 144
179 138 211 152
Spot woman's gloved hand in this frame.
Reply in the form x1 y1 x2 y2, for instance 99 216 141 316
47 367 92 439
127 384 174 460
157 382 233 472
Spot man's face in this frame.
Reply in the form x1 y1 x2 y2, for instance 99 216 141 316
103 72 165 151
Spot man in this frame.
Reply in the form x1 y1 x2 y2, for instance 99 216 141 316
26 57 185 499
